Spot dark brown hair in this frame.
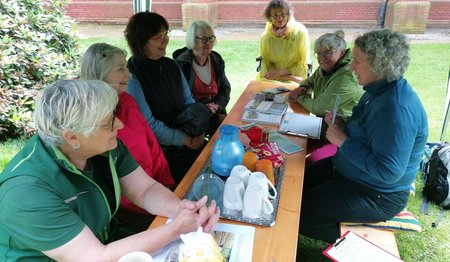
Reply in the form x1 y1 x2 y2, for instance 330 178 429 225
125 12 169 57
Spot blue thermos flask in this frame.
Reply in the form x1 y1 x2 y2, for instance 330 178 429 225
211 124 245 177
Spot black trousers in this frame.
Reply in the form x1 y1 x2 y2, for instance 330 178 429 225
163 145 204 184
299 157 409 243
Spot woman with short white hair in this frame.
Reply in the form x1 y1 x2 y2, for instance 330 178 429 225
0 79 219 261
173 20 231 138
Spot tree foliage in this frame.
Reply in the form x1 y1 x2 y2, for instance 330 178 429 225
0 0 80 141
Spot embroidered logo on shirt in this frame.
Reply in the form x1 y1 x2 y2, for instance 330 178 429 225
64 191 89 204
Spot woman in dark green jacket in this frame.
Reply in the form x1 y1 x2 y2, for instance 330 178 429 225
0 80 219 261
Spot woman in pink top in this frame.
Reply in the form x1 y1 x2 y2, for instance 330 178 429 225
80 43 175 230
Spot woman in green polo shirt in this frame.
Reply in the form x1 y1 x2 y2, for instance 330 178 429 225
0 79 219 261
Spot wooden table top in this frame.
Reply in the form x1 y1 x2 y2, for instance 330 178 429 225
149 80 309 261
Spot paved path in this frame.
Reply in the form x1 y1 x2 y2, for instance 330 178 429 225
77 23 450 43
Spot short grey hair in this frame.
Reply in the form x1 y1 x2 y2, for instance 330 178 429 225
185 20 216 50
34 79 118 146
354 29 410 82
314 30 347 52
80 43 127 81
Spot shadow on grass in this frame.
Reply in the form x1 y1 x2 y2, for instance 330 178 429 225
297 235 330 262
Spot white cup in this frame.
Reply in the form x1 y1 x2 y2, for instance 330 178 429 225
230 165 251 187
118 251 153 262
248 171 277 199
242 184 274 218
223 176 245 211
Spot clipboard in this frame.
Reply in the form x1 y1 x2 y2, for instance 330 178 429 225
278 112 322 139
323 231 403 262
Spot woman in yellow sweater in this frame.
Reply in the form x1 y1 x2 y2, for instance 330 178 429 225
257 0 311 83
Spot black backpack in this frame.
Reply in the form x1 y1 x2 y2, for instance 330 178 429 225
422 143 450 209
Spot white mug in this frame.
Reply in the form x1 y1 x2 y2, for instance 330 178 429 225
242 184 274 218
248 171 277 199
230 165 251 187
118 251 153 262
223 176 245 211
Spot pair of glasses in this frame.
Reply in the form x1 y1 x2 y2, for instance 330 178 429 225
314 50 336 58
196 35 216 44
151 30 171 41
100 105 119 131
271 13 287 20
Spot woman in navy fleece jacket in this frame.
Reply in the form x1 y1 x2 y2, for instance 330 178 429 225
299 29 428 243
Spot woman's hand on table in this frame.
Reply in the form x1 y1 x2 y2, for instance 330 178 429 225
264 69 281 80
177 196 220 233
265 68 289 80
172 204 205 234
194 197 220 233
289 86 307 100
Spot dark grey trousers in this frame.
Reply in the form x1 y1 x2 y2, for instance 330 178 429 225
299 157 409 243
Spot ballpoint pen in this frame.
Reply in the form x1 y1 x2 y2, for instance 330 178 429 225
331 95 340 124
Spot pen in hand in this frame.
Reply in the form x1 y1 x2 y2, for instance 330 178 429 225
331 95 340 124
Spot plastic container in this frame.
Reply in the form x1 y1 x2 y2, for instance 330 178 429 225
211 124 245 177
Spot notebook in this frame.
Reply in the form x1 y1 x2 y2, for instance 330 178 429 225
278 112 322 139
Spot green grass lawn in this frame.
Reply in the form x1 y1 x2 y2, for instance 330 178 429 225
1 36 449 261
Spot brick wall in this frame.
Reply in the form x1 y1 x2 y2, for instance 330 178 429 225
428 0 450 28
384 1 431 33
66 0 450 29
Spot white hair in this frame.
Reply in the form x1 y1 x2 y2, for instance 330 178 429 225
80 42 127 81
34 79 118 146
185 20 216 49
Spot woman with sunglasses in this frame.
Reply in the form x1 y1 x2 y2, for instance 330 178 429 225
0 79 219 261
126 12 211 183
257 0 311 83
173 20 231 138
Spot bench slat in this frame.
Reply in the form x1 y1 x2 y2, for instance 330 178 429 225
340 224 400 257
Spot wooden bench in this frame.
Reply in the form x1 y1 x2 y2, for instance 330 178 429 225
340 224 400 257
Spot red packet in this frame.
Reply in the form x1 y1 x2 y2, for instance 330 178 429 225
251 142 284 167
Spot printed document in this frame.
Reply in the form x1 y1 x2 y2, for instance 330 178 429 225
278 112 322 139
